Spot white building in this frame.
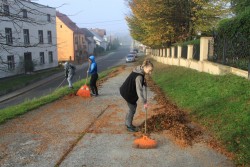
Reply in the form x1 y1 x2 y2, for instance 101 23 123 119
90 30 108 51
0 0 57 78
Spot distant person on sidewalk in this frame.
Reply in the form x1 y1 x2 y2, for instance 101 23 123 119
64 62 76 89
87 55 99 96
120 59 154 132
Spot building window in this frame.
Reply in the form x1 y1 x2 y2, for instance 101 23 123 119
48 51 53 63
40 52 45 64
3 4 9 15
38 30 43 44
23 29 30 45
7 55 15 70
47 14 51 22
5 28 13 44
22 9 27 18
75 36 78 44
60 25 62 28
47 31 52 44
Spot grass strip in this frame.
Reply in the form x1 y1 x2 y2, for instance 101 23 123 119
151 60 250 166
0 67 115 124
0 68 63 94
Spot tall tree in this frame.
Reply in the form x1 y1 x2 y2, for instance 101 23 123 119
125 0 231 48
231 0 250 14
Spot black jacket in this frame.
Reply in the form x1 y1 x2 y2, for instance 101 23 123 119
120 71 145 105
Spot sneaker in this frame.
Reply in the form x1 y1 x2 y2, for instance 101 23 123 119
91 93 97 96
125 124 136 129
127 126 138 132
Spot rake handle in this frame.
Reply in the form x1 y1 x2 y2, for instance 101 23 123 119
145 85 147 134
86 63 90 84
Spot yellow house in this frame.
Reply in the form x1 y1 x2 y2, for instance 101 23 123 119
56 11 86 62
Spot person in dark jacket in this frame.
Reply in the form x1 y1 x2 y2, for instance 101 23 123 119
87 55 99 96
120 59 154 132
64 62 75 89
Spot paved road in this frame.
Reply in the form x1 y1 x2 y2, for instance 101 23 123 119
0 45 131 109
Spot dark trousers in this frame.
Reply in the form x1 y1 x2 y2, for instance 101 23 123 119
125 102 137 127
90 73 98 95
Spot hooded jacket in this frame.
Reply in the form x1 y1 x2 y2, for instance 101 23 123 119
64 62 75 78
88 55 97 75
120 65 147 105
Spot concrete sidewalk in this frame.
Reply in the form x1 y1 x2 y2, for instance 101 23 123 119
0 66 234 167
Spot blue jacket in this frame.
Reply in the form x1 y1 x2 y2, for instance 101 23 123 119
88 55 97 75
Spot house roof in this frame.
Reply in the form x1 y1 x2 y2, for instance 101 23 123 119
56 11 82 33
80 28 94 37
20 0 55 9
90 30 104 42
91 28 106 38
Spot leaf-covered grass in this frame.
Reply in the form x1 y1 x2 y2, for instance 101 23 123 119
0 67 115 124
151 61 250 166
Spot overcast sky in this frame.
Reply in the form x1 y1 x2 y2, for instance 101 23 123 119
37 0 130 36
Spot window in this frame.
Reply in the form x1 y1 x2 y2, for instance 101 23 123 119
38 30 43 44
48 51 53 63
3 4 9 15
23 29 30 44
5 28 13 44
40 52 45 64
22 9 27 18
47 31 52 44
75 36 78 44
47 14 51 22
7 55 15 70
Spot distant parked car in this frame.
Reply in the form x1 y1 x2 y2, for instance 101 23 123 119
126 54 135 63
133 48 139 53
129 51 138 58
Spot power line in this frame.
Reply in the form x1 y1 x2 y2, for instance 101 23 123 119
76 19 124 25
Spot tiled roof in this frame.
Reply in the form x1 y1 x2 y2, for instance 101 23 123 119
56 11 82 33
91 28 106 38
90 30 104 42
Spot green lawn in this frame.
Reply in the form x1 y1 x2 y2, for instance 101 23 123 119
151 61 250 166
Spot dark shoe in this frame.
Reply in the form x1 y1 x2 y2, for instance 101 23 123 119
125 124 136 129
127 126 138 132
91 93 97 96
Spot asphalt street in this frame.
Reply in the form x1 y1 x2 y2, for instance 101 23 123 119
0 45 131 109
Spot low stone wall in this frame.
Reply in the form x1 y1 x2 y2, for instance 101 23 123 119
148 37 248 79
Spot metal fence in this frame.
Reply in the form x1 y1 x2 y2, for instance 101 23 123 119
209 32 250 70
181 45 188 59
174 46 178 58
193 43 200 61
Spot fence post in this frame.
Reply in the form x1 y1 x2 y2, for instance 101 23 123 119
163 48 166 57
200 37 213 61
187 45 193 60
171 47 175 57
178 46 182 58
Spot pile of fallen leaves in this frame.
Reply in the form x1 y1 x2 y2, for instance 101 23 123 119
140 76 235 159
139 77 202 146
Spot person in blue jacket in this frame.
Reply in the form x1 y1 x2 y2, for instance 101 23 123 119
87 55 99 96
